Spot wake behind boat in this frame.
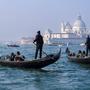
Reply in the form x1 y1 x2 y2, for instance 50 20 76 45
0 48 61 69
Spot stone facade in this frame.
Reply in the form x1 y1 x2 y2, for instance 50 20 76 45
43 16 89 45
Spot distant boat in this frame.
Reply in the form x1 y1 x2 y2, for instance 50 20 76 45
80 43 85 46
7 44 20 47
48 43 64 46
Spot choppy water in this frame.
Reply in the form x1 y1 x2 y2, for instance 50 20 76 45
0 44 90 90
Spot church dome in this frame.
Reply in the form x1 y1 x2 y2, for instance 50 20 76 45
73 16 86 35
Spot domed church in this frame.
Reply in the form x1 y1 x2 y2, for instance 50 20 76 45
44 16 88 44
60 16 87 38
72 16 86 37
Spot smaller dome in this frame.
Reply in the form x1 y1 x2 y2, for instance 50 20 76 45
73 16 86 34
73 16 86 28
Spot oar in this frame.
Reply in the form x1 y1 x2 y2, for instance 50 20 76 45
33 43 48 56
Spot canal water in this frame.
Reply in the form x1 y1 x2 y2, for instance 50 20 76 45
0 44 90 90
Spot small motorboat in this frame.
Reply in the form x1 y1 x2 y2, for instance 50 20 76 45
0 48 61 69
7 44 20 47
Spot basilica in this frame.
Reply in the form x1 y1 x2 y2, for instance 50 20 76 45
43 16 89 45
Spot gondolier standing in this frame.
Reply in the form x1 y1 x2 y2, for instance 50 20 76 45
33 31 44 59
86 35 90 56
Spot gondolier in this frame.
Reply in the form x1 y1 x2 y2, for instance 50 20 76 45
86 35 90 56
33 31 44 59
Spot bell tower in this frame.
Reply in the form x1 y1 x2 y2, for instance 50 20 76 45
61 22 65 33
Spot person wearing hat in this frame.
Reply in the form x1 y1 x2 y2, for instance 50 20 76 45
33 31 44 59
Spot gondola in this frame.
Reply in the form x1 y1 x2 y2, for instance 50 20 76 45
0 48 61 69
67 55 90 64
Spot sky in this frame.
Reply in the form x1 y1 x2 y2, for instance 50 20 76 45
0 0 90 41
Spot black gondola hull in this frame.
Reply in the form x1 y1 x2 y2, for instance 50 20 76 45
68 56 90 64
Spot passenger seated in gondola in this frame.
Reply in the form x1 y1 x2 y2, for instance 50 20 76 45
21 55 25 60
72 53 76 56
68 53 72 56
68 52 75 57
82 51 86 57
77 50 82 57
10 52 15 61
68 51 72 56
15 51 25 61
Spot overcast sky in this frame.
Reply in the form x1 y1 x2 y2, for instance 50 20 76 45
0 0 90 41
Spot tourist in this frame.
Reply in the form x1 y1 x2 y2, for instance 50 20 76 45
33 31 44 59
82 51 86 57
77 50 82 57
15 51 25 61
86 35 90 56
10 52 15 61
72 53 76 56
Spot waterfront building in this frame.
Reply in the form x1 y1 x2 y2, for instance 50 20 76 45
43 16 89 45
17 37 34 45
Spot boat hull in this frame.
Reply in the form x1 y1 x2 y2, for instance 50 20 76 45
68 56 90 64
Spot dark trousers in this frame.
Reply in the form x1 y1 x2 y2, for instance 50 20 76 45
35 45 43 59
86 47 90 56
